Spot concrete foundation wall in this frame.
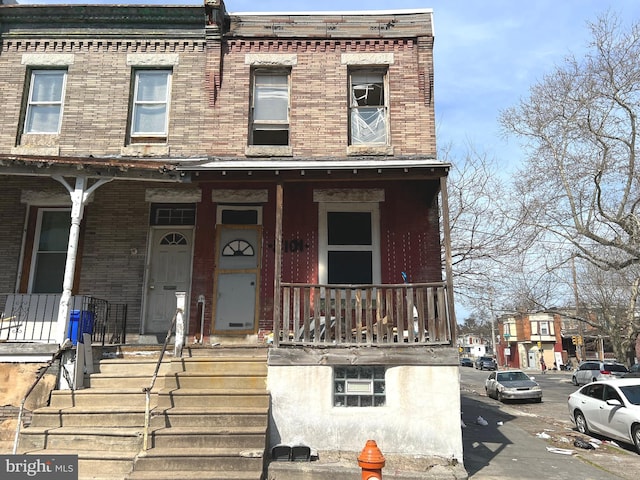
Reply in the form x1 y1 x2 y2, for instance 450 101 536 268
267 364 463 462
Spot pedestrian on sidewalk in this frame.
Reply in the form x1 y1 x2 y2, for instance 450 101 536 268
540 357 547 374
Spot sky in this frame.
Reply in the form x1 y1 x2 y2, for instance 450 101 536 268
14 0 640 171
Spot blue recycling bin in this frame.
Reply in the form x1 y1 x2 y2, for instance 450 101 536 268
69 310 94 345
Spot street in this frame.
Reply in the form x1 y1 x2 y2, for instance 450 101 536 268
460 367 640 479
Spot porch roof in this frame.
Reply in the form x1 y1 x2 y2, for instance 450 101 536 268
0 153 186 182
175 155 449 181
0 153 449 182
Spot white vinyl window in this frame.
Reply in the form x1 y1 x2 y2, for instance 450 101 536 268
250 70 290 146
319 203 381 284
24 70 67 134
131 70 171 139
349 70 388 145
29 209 71 293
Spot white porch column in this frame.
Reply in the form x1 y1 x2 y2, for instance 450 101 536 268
54 175 112 345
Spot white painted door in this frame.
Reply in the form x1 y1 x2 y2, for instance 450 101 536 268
213 226 260 333
145 228 193 334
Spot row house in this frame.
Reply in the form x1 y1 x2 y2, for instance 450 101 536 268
0 0 461 469
497 312 565 370
457 333 489 358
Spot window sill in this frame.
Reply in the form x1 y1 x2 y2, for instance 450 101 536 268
245 145 293 157
347 145 394 156
12 145 60 156
121 144 170 157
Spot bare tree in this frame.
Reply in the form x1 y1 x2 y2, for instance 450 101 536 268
442 142 521 308
574 261 640 364
500 13 640 362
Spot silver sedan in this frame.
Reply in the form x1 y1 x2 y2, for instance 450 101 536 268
485 370 542 403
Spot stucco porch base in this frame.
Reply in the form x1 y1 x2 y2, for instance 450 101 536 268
267 346 464 475
267 450 468 480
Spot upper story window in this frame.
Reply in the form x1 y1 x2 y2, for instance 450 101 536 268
24 70 67 134
130 69 172 142
349 69 388 145
250 70 290 146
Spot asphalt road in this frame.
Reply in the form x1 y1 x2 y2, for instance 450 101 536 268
460 366 640 479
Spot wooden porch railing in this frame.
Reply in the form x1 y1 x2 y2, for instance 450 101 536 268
275 283 452 347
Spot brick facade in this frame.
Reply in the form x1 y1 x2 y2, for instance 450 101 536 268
0 2 447 342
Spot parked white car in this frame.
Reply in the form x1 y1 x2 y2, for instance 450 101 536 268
571 360 628 386
567 378 640 453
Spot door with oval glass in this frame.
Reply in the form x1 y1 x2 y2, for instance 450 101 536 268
213 225 261 333
144 227 193 334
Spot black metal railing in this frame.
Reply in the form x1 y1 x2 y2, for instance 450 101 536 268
0 293 127 345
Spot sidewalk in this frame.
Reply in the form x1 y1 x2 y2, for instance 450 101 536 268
461 393 625 480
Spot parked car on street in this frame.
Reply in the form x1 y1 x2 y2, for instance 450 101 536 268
485 370 542 403
571 361 629 386
623 363 640 378
474 356 497 370
460 357 473 367
567 378 640 454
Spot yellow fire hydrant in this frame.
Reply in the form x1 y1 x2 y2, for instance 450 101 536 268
358 440 385 480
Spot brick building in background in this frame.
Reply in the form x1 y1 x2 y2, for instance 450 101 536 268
0 1 462 475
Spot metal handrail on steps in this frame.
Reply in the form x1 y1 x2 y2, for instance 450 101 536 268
13 340 73 454
142 307 182 451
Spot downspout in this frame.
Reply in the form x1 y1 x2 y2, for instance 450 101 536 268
53 175 113 345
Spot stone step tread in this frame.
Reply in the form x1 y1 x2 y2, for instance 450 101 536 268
159 388 269 395
52 388 154 395
125 470 262 480
20 448 137 460
140 447 263 458
21 426 143 436
155 406 269 414
152 426 267 435
35 406 147 414
169 372 267 377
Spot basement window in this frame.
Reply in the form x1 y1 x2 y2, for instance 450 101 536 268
334 366 385 407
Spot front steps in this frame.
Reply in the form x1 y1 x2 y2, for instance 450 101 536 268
18 346 270 480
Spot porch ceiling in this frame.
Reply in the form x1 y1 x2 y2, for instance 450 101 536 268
0 153 188 182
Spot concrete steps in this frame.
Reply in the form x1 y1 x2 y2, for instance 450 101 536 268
18 345 270 480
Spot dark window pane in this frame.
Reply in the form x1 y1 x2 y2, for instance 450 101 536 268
252 129 289 146
328 251 372 284
221 209 259 225
327 212 371 245
32 253 66 293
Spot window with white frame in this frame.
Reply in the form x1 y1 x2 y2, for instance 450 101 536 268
130 69 171 141
250 70 290 146
539 321 550 335
349 69 388 145
319 203 380 284
24 70 67 134
30 209 71 293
